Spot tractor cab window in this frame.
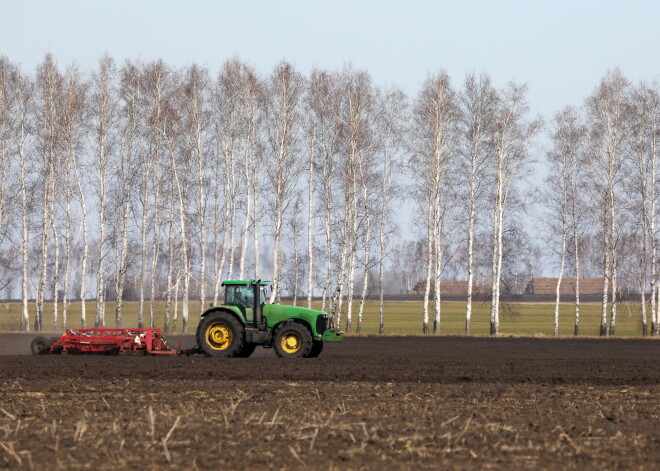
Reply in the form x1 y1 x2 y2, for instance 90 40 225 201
225 285 254 321
260 286 268 305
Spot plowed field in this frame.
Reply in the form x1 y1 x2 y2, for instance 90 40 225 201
0 336 658 470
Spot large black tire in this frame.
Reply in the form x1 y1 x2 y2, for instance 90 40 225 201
308 340 324 358
31 336 50 355
273 322 313 358
237 343 257 358
196 311 245 357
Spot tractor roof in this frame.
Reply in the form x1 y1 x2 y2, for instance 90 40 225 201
221 280 270 286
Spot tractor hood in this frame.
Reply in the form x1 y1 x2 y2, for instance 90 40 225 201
264 303 328 319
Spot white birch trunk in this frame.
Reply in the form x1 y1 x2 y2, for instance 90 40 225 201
554 233 567 337
432 189 442 334
651 133 658 336
36 167 50 332
149 178 161 328
95 118 108 328
170 148 190 332
213 148 231 303
600 200 611 336
74 159 88 328
115 198 130 328
195 105 207 317
489 166 503 335
649 119 658 336
423 203 433 334
212 149 221 306
331 205 349 326
344 183 359 333
270 201 282 304
19 118 29 331
253 186 260 279
173 271 180 332
164 196 175 332
610 215 618 336
377 160 390 335
322 190 333 312
357 211 372 334
465 191 475 335
307 128 315 309
50 211 60 331
20 217 29 331
239 179 251 280
138 165 151 328
227 154 237 280
572 180 581 336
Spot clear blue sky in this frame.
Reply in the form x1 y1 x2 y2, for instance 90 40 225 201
2 0 659 121
1 0 658 272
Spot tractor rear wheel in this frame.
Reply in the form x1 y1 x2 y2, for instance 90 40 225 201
30 336 50 355
308 340 324 358
274 323 313 358
237 343 257 358
196 312 245 357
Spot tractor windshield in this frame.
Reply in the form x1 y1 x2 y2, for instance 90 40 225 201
225 285 254 319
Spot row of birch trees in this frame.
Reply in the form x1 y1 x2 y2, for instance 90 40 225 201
546 69 660 337
0 54 411 333
1 54 658 336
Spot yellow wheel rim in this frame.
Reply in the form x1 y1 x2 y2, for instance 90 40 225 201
281 332 301 354
206 322 232 350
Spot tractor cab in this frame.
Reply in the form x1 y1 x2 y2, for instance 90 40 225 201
223 280 269 325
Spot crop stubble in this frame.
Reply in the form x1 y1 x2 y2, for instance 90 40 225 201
0 336 658 470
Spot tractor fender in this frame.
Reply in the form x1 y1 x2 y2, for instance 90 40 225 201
200 306 245 326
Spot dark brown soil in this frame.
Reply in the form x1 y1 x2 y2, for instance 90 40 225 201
0 335 658 470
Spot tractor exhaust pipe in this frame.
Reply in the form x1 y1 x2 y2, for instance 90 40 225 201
252 279 263 328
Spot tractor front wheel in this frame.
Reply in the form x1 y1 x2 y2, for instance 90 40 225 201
196 312 245 357
274 323 313 358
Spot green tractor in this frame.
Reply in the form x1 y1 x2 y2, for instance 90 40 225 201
196 280 343 358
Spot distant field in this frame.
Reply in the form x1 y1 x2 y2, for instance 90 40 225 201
0 298 649 336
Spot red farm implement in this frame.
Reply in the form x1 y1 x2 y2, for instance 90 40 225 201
31 328 183 355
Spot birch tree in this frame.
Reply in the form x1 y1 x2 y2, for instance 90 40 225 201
303 79 318 309
584 70 630 336
336 68 378 333
212 59 241 298
409 72 459 334
458 73 496 335
376 87 406 334
628 81 659 336
34 54 63 331
265 61 304 304
139 61 167 327
308 69 341 312
489 83 542 335
181 64 211 315
89 54 118 328
161 72 192 332
61 65 86 329
114 61 141 327
547 107 584 336
237 63 263 280
0 59 11 276
7 63 33 331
